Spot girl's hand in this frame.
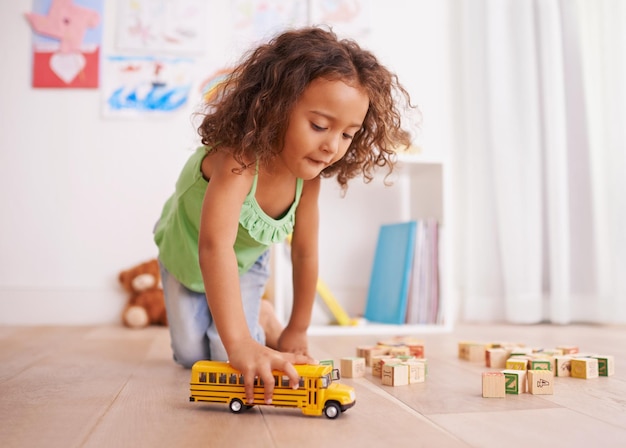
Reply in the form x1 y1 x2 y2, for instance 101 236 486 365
277 326 314 360
227 338 311 405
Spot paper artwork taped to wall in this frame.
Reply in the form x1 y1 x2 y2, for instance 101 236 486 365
115 0 206 55
102 55 194 117
26 0 103 88
231 0 308 54
309 0 372 40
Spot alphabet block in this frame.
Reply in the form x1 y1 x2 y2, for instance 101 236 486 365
340 357 366 378
403 360 426 383
486 348 510 368
482 372 505 398
529 357 553 372
506 357 529 371
382 363 409 386
357 346 389 367
371 355 392 378
570 357 599 379
502 370 527 394
592 355 615 377
556 345 579 355
554 356 573 377
459 341 486 362
527 370 554 395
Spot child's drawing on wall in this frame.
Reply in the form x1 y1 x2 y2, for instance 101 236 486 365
26 0 103 88
309 0 371 40
115 0 206 55
231 0 308 52
102 55 194 117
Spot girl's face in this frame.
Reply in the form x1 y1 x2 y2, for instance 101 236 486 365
279 77 369 180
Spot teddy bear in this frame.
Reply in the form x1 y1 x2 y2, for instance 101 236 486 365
118 258 168 329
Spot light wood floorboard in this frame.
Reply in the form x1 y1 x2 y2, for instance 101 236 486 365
1 323 624 448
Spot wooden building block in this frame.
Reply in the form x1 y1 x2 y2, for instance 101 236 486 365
357 346 389 367
509 347 533 356
482 372 505 398
405 343 425 358
340 357 366 378
458 341 486 362
502 370 527 394
527 370 554 395
542 348 564 357
592 355 615 377
403 360 426 383
371 355 392 378
556 345 579 355
571 357 599 379
486 348 510 368
506 357 529 371
554 356 573 377
389 346 411 357
382 363 409 386
529 357 553 372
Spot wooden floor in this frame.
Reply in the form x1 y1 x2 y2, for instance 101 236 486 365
1 323 625 448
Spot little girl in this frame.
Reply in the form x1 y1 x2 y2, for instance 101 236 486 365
154 26 414 404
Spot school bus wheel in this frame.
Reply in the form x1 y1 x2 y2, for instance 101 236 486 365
229 398 245 413
323 402 341 419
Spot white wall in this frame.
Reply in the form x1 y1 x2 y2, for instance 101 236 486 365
0 0 456 324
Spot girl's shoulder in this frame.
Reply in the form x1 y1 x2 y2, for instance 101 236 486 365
200 147 255 182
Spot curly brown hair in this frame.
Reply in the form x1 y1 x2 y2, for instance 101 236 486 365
197 26 417 189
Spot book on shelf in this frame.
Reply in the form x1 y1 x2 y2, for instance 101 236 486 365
364 220 440 326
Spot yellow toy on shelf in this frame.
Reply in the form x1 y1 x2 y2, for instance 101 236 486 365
285 234 358 326
189 360 356 419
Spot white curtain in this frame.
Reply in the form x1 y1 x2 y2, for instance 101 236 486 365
453 0 626 324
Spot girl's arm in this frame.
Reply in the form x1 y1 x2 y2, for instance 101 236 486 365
198 151 309 405
278 176 321 356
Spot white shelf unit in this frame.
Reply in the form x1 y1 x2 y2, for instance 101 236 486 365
272 153 455 336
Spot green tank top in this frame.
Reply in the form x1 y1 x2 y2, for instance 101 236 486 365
154 147 303 292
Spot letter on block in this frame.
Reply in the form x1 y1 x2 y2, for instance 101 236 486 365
554 356 573 377
371 355 392 378
382 363 409 386
570 358 599 379
592 355 615 377
502 370 527 394
506 357 529 371
482 372 505 398
340 357 366 378
529 358 553 372
527 370 554 395
404 360 426 384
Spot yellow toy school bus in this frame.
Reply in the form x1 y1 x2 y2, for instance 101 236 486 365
189 360 356 418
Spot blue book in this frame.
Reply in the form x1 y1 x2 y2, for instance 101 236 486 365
364 221 417 324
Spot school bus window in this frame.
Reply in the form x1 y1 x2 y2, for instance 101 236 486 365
321 376 330 388
299 378 305 388
238 374 245 385
209 372 216 383
219 373 227 384
281 375 290 387
274 376 279 386
199 372 207 383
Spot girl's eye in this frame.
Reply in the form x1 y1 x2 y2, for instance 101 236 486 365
311 123 326 131
343 133 354 140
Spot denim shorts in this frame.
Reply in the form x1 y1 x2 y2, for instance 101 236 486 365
159 251 270 368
